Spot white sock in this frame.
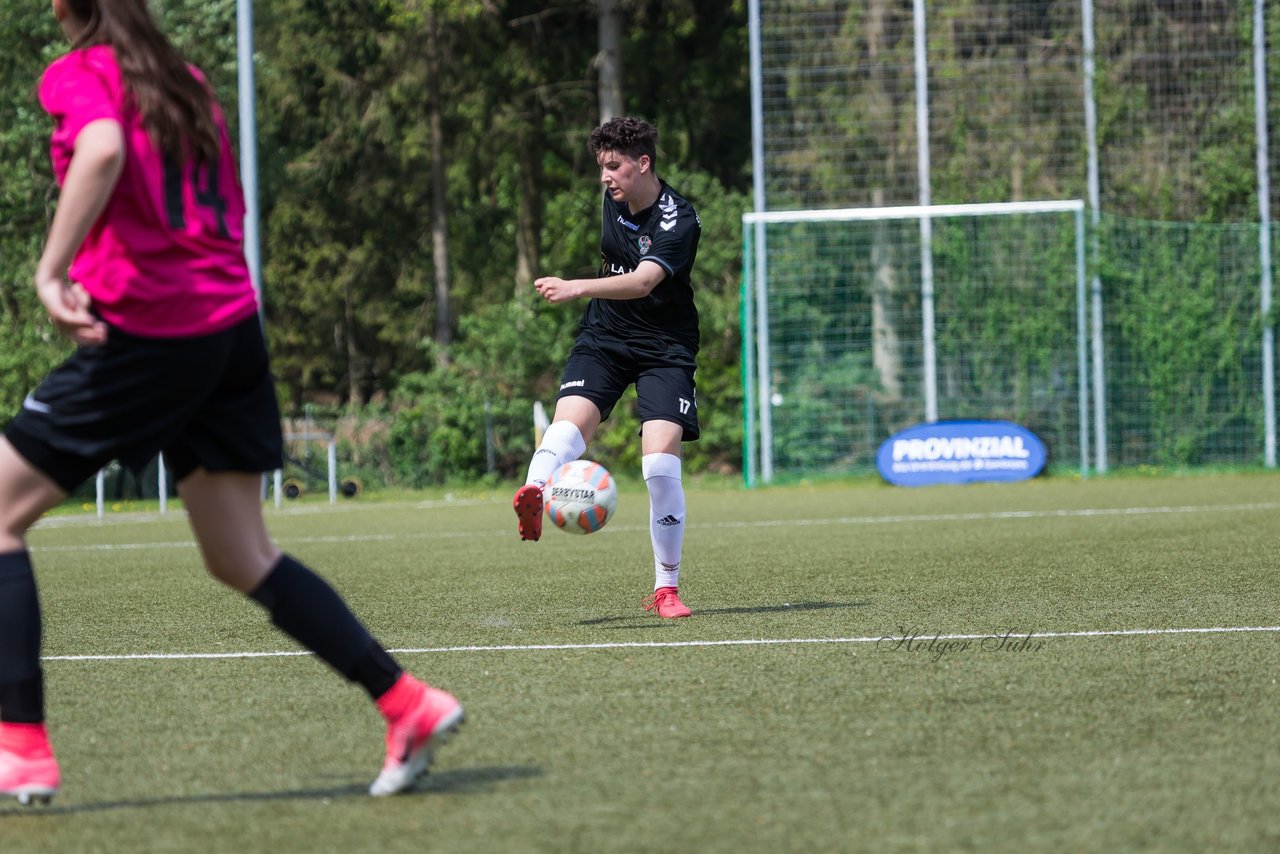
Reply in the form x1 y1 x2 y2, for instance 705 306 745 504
643 453 684 590
525 420 586 487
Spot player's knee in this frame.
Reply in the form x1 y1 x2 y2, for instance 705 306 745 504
642 452 681 482
541 420 588 459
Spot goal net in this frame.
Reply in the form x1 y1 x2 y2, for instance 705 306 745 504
742 200 1089 485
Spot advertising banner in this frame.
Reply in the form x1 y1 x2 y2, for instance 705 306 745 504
876 420 1048 487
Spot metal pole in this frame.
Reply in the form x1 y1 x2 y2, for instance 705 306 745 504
245 0 264 520
485 399 496 474
304 405 312 491
327 441 337 504
236 0 262 309
741 221 757 488
157 453 167 514
913 0 937 423
1254 0 1276 467
755 223 773 484
1082 0 1107 472
748 0 773 482
1075 208 1090 476
237 0 268 514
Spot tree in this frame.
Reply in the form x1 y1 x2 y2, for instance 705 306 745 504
0 5 65 424
595 0 624 120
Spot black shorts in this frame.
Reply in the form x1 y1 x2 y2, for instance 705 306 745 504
557 331 699 441
4 314 283 492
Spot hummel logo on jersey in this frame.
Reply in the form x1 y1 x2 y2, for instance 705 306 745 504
656 514 681 527
616 214 639 232
560 379 586 390
22 393 52 414
659 193 678 232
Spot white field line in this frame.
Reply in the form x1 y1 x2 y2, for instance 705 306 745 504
27 496 496 530
29 500 1280 553
42 625 1280 663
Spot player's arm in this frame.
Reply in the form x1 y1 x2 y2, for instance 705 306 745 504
534 259 667 304
34 119 124 345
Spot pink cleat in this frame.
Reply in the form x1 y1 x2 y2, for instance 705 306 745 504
0 748 60 806
369 677 464 796
643 586 692 619
513 484 544 542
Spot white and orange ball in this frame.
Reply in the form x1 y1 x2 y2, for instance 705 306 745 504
544 460 618 535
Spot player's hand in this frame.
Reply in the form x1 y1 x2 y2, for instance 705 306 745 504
34 275 107 346
534 276 579 304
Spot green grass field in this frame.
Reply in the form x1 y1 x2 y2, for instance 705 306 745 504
3 472 1279 852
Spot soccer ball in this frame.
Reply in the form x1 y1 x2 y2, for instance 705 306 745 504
544 459 618 535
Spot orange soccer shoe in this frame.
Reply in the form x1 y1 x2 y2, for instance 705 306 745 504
370 675 465 797
643 586 692 619
513 484 544 542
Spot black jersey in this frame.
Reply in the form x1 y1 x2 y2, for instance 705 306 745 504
580 181 701 353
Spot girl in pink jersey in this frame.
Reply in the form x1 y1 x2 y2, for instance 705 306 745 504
0 0 463 804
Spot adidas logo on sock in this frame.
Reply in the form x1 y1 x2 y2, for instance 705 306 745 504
656 515 681 527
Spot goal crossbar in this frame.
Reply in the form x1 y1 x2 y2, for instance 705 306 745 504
743 199 1086 225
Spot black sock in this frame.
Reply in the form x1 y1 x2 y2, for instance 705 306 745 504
249 554 402 699
0 550 45 723
0 674 44 725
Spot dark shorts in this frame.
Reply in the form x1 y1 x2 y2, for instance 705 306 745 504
4 314 283 492
557 331 699 441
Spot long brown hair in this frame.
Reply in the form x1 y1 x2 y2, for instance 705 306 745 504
65 0 220 164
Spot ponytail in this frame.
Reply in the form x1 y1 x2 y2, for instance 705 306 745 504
64 0 221 164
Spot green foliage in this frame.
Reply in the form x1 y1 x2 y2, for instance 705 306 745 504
0 4 71 424
770 347 883 472
386 298 573 485
749 218 895 474
1091 0 1258 221
386 366 532 486
1100 215 1264 465
151 0 239 102
932 214 1084 457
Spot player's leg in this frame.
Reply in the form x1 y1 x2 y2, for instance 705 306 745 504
638 421 692 618
514 397 598 541
515 333 626 541
523 396 599 488
177 468 463 795
635 361 698 618
0 438 68 805
177 317 460 795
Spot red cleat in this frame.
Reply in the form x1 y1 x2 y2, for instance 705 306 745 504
643 586 692 619
370 676 464 796
513 484 544 541
0 748 60 806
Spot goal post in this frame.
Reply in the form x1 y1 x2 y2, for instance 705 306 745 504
742 200 1091 486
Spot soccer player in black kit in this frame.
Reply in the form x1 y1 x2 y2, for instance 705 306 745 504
513 116 701 619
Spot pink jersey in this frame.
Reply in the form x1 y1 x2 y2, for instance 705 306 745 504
39 45 259 338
